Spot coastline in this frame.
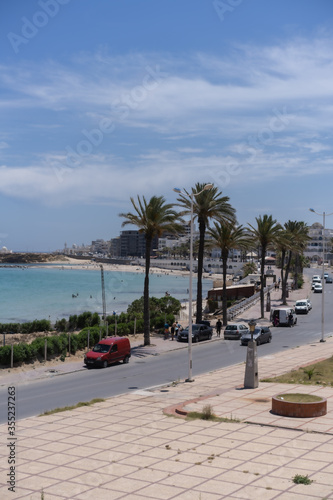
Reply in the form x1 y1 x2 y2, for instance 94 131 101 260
32 256 221 280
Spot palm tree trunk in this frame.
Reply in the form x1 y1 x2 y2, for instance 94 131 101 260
222 249 228 326
260 246 266 318
282 251 292 305
144 237 151 346
280 249 286 302
196 219 205 323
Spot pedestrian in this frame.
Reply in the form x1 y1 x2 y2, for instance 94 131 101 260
216 318 222 337
288 312 294 328
171 323 176 341
164 323 169 340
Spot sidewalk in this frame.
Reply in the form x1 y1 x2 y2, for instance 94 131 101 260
1 278 333 499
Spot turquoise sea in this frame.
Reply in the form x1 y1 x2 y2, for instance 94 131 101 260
0 265 212 324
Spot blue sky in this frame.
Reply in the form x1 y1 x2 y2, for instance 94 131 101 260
1 0 333 251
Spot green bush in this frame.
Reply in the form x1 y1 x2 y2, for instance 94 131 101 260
0 345 12 365
54 318 67 332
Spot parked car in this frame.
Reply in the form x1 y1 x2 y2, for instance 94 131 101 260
197 320 211 327
314 283 323 293
325 276 332 283
177 324 213 343
312 276 321 289
295 300 309 314
84 337 131 368
241 326 272 346
224 323 249 340
270 307 297 326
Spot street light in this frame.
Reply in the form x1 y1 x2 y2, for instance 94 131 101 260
173 183 213 382
309 208 333 342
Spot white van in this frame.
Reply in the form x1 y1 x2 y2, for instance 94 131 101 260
295 300 309 314
271 307 297 327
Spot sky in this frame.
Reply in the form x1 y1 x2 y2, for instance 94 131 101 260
0 0 333 251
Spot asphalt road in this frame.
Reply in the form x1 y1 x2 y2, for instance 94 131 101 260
0 277 332 424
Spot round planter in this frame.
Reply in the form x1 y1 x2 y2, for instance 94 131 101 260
272 393 327 418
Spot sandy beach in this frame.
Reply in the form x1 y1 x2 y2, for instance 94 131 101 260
36 256 221 280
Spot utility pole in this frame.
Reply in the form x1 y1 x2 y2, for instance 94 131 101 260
100 265 107 332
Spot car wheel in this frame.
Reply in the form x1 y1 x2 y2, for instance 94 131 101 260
256 339 260 346
103 360 108 368
208 333 212 340
123 355 130 364
194 336 199 343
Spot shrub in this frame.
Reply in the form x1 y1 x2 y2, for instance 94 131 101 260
0 345 12 365
54 318 67 332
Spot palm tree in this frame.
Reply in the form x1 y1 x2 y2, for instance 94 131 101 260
249 215 282 318
177 183 235 323
277 221 310 303
207 222 251 325
119 195 183 346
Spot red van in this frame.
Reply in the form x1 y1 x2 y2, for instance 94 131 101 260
84 337 131 368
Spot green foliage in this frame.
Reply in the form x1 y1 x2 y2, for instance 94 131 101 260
207 299 218 312
0 295 180 366
242 261 257 277
303 368 316 380
292 474 313 485
54 318 67 332
0 319 51 334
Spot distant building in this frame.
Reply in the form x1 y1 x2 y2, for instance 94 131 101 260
305 223 333 263
120 230 158 258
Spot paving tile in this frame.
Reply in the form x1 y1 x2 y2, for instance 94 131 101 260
43 480 92 498
40 466 84 480
14 475 60 491
74 487 125 500
230 484 281 499
134 483 185 499
195 478 241 496
70 471 112 486
102 476 150 493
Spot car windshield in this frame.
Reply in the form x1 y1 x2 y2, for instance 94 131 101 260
183 325 200 332
226 325 237 330
297 302 306 306
92 344 111 353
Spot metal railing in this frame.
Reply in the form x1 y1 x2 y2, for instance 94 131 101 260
227 283 275 320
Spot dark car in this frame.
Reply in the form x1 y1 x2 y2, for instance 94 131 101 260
197 320 211 327
241 327 272 346
326 276 332 283
177 324 213 343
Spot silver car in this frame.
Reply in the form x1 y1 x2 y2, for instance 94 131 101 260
224 323 249 340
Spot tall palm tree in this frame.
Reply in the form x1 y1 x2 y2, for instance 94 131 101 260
278 221 310 303
119 195 183 346
177 183 235 323
207 222 251 325
249 215 282 318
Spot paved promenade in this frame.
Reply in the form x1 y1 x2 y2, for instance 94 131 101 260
1 281 333 499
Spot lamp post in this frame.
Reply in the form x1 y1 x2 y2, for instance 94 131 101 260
244 319 258 389
309 208 333 343
173 183 213 382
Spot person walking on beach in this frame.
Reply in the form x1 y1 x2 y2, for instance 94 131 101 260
216 319 222 337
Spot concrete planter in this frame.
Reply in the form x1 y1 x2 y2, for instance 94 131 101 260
272 394 327 418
